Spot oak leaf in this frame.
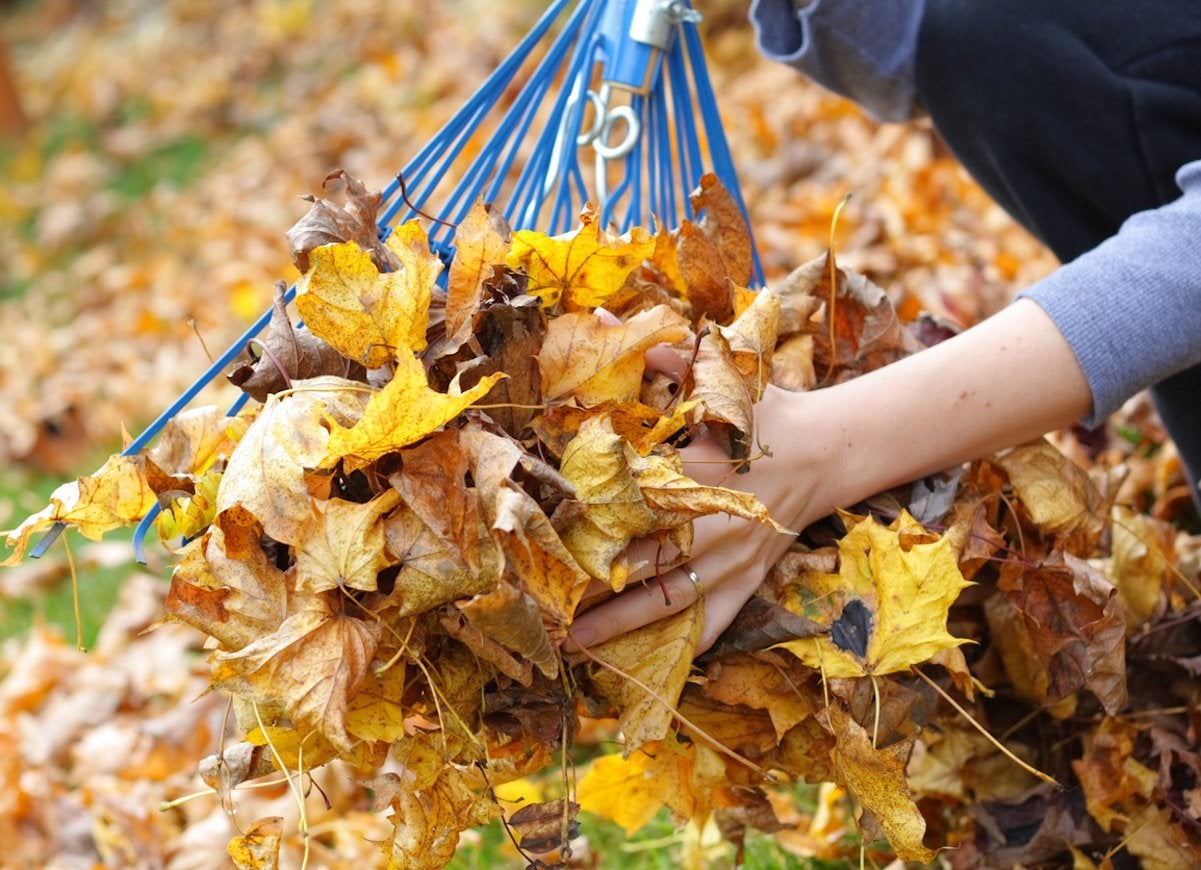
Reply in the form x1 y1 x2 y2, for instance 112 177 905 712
506 207 654 310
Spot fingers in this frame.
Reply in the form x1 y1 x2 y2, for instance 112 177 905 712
564 566 704 653
644 343 687 380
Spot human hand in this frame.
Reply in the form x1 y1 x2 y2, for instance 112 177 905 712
565 382 826 654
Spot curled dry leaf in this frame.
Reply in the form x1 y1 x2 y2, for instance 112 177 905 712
507 798 581 855
286 169 398 275
228 280 368 402
227 816 283 870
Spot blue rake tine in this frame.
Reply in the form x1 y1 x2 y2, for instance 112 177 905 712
30 0 760 563
30 286 294 561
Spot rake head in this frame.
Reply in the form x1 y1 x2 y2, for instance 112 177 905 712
31 0 759 560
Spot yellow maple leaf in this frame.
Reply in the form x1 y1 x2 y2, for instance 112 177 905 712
587 602 703 752
628 448 792 534
556 417 659 586
576 740 697 835
3 454 157 565
827 704 938 863
295 222 438 368
506 206 654 310
538 304 690 404
293 489 401 593
346 661 409 744
211 594 380 754
557 416 789 588
325 353 504 469
216 376 370 547
779 511 971 678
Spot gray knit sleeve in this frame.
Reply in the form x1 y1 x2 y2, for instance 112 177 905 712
748 0 927 122
1017 159 1201 426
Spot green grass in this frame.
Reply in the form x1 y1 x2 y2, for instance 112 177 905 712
447 781 866 869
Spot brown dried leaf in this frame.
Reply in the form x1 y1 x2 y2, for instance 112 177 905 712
459 580 559 680
507 798 580 854
286 169 398 274
678 220 734 324
989 551 1128 713
441 200 512 351
691 172 754 288
228 280 368 402
210 595 380 753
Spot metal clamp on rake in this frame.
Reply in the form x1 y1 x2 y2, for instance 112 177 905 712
30 0 761 561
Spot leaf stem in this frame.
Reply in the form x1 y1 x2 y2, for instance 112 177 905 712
911 665 1062 789
573 637 776 781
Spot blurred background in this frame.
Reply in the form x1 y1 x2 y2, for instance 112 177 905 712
0 1 1063 865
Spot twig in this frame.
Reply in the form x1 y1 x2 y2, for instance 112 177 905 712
912 665 1061 789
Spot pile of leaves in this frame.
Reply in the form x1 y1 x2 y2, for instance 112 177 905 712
0 0 1060 475
5 169 1201 869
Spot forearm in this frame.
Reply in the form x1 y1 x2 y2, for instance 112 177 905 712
762 298 1092 523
